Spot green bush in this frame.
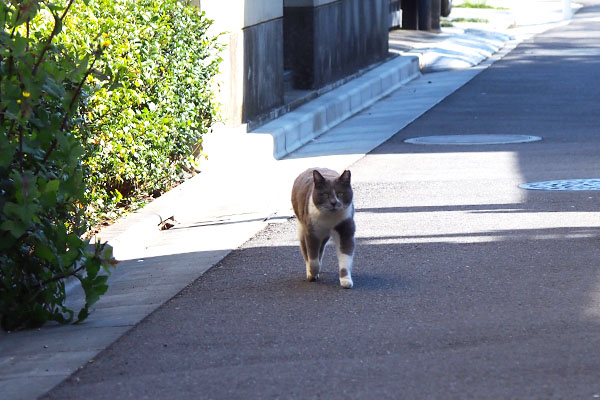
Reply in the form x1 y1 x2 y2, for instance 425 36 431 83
64 0 223 226
0 0 221 331
0 0 116 331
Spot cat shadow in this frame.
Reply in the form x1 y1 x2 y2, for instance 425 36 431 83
281 271 408 293
352 272 409 291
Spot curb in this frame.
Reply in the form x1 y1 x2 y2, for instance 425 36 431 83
416 29 512 73
249 55 421 159
90 179 190 261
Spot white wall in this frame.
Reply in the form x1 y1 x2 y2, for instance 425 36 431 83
196 0 282 32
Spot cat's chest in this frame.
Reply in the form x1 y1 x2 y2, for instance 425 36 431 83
308 200 353 236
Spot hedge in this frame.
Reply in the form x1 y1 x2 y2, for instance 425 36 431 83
0 0 222 330
65 0 223 227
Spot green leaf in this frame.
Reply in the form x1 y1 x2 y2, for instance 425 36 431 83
2 202 21 218
45 179 60 193
11 36 29 57
1 219 27 238
35 244 56 262
92 275 109 287
0 142 17 168
85 258 100 280
14 1 41 26
42 77 66 99
70 54 90 82
76 307 89 323
84 285 101 307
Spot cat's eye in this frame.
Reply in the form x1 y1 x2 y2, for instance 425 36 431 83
322 193 329 198
337 192 344 198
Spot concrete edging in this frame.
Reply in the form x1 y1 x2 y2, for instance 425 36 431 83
250 55 421 159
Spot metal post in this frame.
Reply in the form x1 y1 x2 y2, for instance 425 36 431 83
430 0 441 31
402 0 419 30
418 0 432 31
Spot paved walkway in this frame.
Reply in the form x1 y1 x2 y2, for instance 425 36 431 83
44 2 600 397
0 2 582 399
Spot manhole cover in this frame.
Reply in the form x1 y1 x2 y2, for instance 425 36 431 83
405 134 542 145
519 179 600 191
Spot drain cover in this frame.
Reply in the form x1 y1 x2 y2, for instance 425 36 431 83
405 134 542 145
519 179 600 191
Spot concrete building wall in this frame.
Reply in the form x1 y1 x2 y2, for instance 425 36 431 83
195 0 389 126
283 0 389 90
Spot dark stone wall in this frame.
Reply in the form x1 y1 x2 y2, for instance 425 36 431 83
284 0 389 90
284 7 314 88
242 18 284 123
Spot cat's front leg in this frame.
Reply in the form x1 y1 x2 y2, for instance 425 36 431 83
334 219 355 289
338 259 353 289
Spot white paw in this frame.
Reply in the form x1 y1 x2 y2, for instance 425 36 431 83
307 273 319 282
340 277 353 289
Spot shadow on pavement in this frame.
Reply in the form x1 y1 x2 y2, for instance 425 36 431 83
44 214 600 399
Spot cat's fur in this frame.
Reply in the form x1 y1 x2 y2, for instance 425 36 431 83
291 168 355 288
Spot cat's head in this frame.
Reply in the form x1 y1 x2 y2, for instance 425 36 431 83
312 169 353 212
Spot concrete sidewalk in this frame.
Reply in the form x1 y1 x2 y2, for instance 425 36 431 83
0 2 579 399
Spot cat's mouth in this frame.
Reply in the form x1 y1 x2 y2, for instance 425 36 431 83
321 203 345 212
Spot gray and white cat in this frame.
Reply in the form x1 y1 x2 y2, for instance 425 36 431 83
291 168 355 288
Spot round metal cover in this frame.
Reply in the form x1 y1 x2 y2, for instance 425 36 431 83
519 179 600 191
405 134 542 145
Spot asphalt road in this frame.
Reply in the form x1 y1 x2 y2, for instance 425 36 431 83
45 3 600 399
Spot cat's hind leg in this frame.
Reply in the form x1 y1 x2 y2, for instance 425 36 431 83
298 226 308 263
298 227 317 281
318 237 329 265
303 232 322 282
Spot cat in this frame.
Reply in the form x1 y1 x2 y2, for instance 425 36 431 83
291 168 355 289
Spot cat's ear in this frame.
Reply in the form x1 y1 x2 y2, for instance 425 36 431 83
338 170 351 186
313 170 326 186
